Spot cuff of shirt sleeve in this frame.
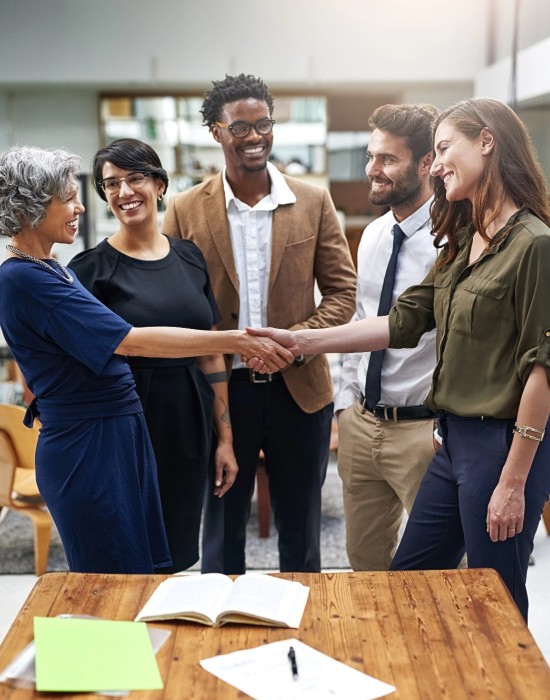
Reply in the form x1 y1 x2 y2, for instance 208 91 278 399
534 327 550 382
333 391 358 414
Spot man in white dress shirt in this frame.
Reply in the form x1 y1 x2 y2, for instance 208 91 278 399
163 74 356 574
334 103 439 571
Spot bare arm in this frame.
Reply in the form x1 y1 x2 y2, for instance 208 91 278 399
486 364 550 542
196 352 238 498
116 327 293 373
246 316 390 363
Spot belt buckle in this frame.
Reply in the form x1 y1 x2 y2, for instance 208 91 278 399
374 405 397 421
250 370 272 384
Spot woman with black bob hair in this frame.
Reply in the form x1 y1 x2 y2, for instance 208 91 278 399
248 98 550 620
0 144 291 574
70 138 238 573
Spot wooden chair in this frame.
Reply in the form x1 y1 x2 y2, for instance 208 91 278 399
0 403 52 575
255 418 340 538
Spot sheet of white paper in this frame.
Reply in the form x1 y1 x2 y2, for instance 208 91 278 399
200 637 396 700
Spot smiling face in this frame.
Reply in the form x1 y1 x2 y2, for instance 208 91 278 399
431 119 492 203
39 179 85 246
101 162 164 228
211 98 273 178
365 128 426 217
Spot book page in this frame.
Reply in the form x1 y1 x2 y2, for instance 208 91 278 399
220 574 309 628
135 574 233 623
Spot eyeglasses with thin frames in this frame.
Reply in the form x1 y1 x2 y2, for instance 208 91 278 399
99 171 151 195
214 119 275 138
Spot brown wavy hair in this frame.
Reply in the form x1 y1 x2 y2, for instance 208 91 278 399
369 103 439 164
431 98 550 266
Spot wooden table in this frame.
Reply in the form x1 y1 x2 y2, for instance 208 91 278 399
0 570 548 699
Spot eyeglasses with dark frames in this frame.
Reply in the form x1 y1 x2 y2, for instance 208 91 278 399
214 119 275 138
99 171 152 194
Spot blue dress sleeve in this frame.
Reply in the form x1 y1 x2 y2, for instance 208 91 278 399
44 280 132 375
8 264 132 376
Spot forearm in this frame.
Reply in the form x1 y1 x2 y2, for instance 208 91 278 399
197 355 233 443
117 327 242 358
197 353 238 496
486 364 550 541
500 364 550 487
116 327 292 373
294 316 390 355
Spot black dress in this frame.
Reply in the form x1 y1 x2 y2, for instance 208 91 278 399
70 237 220 572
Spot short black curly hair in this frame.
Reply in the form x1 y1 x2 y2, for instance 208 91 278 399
200 74 274 127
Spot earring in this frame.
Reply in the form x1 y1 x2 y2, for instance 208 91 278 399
107 205 111 213
158 194 164 202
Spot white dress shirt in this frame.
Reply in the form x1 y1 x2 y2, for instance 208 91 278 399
334 197 437 411
223 161 296 369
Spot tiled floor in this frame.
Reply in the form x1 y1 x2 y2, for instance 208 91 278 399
1 521 549 664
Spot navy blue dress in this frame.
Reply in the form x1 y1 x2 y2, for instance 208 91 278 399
69 237 220 572
0 256 171 573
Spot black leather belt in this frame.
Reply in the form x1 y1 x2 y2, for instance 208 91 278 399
359 395 435 421
231 368 281 384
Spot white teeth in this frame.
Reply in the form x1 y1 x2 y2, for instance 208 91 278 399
121 201 141 210
243 146 263 155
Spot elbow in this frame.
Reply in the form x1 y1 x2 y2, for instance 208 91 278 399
115 331 138 357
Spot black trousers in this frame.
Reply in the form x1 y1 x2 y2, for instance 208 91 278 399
201 371 333 574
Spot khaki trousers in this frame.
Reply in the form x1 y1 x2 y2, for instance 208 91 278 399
337 402 436 571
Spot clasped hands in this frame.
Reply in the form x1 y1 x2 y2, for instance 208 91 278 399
240 326 300 374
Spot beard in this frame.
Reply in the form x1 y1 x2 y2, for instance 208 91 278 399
368 162 422 209
242 160 269 173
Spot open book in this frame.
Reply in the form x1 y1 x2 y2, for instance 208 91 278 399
134 573 310 628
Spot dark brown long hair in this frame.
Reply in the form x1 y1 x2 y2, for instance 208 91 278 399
431 98 550 266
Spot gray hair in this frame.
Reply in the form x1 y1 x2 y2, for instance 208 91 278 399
0 145 81 237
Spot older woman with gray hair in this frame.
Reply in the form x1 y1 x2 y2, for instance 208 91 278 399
0 145 291 574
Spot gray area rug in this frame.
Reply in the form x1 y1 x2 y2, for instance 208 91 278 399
0 460 350 574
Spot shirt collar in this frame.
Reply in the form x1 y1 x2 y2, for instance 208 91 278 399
222 161 297 211
391 196 434 239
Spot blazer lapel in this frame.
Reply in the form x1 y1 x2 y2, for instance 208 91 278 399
203 176 239 294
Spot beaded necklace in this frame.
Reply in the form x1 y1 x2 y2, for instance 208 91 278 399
6 244 74 283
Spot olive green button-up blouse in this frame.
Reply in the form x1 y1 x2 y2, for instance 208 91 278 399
389 208 550 418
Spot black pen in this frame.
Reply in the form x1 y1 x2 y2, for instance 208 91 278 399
288 645 299 679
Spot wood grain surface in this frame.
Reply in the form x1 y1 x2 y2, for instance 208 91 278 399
0 569 548 699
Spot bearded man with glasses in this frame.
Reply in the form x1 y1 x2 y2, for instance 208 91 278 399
164 73 356 575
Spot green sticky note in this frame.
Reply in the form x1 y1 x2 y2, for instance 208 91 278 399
34 617 163 692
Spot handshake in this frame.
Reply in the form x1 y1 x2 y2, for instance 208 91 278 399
239 326 303 374
237 316 384 373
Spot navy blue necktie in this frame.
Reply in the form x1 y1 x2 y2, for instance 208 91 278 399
364 224 406 410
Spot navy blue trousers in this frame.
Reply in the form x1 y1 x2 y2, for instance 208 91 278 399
390 413 550 621
201 373 332 574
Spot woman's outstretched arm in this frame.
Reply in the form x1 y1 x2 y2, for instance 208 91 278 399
116 327 293 373
246 316 390 359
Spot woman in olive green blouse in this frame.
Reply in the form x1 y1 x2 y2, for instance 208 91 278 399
248 98 550 621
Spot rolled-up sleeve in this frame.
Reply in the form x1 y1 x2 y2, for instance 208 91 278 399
514 234 550 386
534 329 550 382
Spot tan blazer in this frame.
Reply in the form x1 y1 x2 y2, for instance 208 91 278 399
163 173 356 413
